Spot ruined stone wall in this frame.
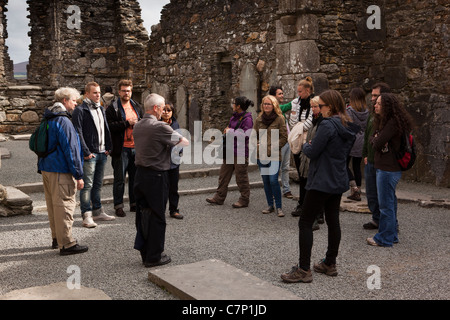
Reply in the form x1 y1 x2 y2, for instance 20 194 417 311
27 0 148 90
0 0 149 134
0 85 53 134
302 0 449 185
0 1 13 84
148 0 449 186
382 1 449 186
146 0 279 131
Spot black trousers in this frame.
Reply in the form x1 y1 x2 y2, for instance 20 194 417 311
133 167 169 263
167 166 180 213
299 189 342 270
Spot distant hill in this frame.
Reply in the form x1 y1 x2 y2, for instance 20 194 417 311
13 61 28 79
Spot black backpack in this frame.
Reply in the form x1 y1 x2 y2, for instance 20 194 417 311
29 114 68 158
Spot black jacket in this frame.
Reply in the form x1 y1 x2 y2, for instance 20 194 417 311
72 101 112 157
105 98 143 156
303 116 360 194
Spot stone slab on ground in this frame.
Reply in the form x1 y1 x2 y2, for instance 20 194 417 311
148 259 301 300
0 282 111 300
0 186 33 216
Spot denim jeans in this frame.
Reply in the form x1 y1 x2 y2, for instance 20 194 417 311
258 160 282 209
280 142 291 194
111 148 136 209
80 152 107 215
373 169 401 247
364 161 380 224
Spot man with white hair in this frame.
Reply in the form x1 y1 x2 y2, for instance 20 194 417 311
38 87 88 255
133 93 189 267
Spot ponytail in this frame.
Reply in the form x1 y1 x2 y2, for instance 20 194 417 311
235 96 254 111
298 76 314 94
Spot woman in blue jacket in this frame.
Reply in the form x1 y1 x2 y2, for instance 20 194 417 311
281 90 360 283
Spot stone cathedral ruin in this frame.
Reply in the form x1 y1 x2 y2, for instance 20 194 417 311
0 0 448 186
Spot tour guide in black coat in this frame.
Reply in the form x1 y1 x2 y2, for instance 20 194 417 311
132 93 189 268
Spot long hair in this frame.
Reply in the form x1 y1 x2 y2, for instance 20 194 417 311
374 93 414 134
259 95 282 117
349 87 367 112
319 90 352 126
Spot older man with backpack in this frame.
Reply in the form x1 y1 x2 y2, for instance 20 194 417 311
34 87 88 256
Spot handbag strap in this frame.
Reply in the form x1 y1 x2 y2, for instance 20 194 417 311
233 113 247 130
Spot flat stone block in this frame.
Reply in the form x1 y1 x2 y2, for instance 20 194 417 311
10 134 31 140
4 186 32 206
148 259 301 300
0 282 111 300
340 199 371 213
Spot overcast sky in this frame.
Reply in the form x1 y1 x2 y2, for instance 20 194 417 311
4 0 170 64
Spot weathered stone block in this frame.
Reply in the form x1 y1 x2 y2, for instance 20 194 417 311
289 40 320 73
11 98 35 108
21 111 39 123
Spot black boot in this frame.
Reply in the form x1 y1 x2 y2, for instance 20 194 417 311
291 204 302 217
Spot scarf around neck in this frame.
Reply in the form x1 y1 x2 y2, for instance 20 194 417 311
84 98 100 109
261 111 278 126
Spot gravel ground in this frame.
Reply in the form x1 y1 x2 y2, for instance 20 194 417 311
0 187 449 300
1 137 449 304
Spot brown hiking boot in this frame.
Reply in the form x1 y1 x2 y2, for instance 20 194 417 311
281 265 313 283
313 259 338 276
347 187 361 201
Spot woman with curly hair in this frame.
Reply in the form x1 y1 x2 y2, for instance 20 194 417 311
367 93 414 247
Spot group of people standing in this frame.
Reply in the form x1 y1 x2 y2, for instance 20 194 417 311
37 75 413 275
204 78 414 283
38 80 188 266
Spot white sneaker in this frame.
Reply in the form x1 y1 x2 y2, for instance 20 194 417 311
277 208 285 217
93 211 116 221
83 211 97 228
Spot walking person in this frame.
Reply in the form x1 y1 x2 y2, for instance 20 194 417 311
206 97 254 208
362 83 391 230
346 87 369 201
39 87 88 255
254 95 288 217
281 90 359 283
269 85 294 199
106 79 143 217
161 102 184 219
133 93 189 267
72 82 115 228
366 93 414 247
